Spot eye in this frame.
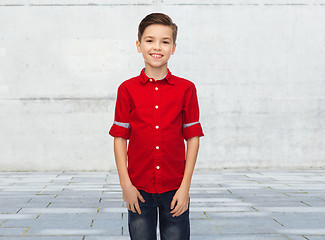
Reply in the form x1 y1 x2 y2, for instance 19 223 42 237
163 41 170 44
146 40 153 42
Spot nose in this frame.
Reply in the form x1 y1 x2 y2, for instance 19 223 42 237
153 42 161 50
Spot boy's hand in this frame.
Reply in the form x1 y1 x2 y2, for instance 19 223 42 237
122 184 145 214
170 186 189 217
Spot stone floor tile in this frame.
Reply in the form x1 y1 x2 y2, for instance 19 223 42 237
85 237 129 240
0 208 23 214
48 202 100 208
90 219 128 235
304 237 325 240
0 169 324 239
101 207 127 213
286 235 314 240
0 237 82 240
219 225 276 235
19 207 97 214
191 234 290 239
0 213 36 220
190 206 254 212
0 226 29 235
92 212 123 220
278 228 325 235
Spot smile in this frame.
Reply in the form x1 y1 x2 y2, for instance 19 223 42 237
150 53 163 58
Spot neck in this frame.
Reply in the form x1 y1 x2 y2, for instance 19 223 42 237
144 64 168 80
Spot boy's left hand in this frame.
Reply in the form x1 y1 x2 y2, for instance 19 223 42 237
170 186 189 217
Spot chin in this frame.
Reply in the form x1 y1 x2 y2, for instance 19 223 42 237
148 62 168 68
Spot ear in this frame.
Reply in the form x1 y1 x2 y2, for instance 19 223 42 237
136 40 142 53
171 43 176 55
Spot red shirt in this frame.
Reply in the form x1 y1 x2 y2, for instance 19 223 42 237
109 68 204 193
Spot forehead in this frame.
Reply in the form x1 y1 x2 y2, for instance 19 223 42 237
142 24 173 39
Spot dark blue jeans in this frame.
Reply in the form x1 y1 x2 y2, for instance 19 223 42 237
128 189 190 240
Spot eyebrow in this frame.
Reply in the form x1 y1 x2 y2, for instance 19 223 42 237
144 36 172 40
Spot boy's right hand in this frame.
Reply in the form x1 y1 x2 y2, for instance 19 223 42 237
122 184 145 214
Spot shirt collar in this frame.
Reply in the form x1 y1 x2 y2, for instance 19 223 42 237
140 68 174 85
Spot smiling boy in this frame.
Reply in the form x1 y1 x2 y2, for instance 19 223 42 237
109 13 204 240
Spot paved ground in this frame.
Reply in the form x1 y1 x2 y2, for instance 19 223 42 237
0 169 325 240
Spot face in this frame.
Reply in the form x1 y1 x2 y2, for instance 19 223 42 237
136 24 176 70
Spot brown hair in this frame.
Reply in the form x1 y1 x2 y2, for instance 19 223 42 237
138 13 178 43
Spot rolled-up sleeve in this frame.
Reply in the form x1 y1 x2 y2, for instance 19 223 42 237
182 83 204 141
109 84 131 140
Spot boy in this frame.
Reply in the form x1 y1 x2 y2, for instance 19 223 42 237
109 13 204 240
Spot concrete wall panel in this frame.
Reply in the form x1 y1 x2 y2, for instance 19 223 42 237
0 1 324 170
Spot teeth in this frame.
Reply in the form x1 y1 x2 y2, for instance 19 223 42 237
151 54 162 57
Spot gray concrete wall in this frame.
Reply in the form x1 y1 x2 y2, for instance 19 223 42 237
1 0 324 171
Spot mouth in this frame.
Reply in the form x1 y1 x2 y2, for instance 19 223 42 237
150 53 163 59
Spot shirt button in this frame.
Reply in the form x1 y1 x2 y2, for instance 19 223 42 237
155 105 159 109
156 166 160 170
155 125 159 129
156 146 159 150
149 79 153 82
155 87 158 90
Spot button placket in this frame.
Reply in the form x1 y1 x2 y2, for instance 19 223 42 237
153 81 162 192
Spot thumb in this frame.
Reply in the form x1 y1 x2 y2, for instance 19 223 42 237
170 196 177 210
137 191 145 202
